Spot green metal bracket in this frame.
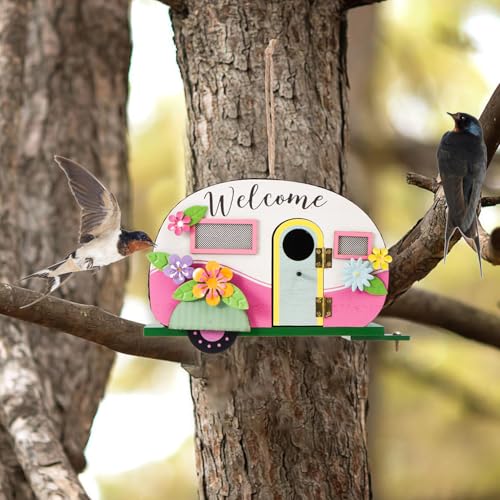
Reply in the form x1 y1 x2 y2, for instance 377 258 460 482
143 323 410 342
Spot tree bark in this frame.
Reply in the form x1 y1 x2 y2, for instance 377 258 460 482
171 1 371 497
0 0 131 496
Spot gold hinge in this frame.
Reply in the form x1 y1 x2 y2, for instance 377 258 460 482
315 248 332 268
324 248 332 268
324 297 332 317
316 297 323 317
316 297 332 318
315 248 323 268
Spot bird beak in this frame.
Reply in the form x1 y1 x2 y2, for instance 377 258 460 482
447 112 461 132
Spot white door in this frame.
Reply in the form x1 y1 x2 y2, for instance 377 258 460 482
273 219 324 326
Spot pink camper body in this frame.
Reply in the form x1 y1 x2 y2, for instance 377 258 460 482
148 180 393 353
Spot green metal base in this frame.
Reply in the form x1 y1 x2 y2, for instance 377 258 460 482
143 323 410 342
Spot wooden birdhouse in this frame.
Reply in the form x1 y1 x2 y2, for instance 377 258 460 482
145 180 409 352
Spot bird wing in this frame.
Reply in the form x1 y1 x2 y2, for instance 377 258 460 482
437 142 467 227
54 156 121 243
461 143 487 233
438 132 487 233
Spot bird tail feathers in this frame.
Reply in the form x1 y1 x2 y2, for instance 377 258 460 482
460 217 483 278
472 232 483 278
18 259 67 282
19 272 74 309
443 211 457 264
444 213 483 278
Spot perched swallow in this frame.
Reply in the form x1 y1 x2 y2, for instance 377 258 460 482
20 156 154 307
437 112 487 276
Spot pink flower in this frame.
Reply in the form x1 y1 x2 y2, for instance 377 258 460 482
167 211 191 236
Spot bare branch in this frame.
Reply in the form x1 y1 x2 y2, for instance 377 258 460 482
387 84 500 305
0 283 199 366
482 226 500 263
480 85 500 165
405 171 500 266
383 288 500 350
406 172 439 193
408 172 500 208
481 195 500 207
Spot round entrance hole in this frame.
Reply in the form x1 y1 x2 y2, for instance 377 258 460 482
283 229 314 261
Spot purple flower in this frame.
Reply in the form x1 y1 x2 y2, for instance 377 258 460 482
165 254 194 285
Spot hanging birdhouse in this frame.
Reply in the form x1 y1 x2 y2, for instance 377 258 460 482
145 179 409 352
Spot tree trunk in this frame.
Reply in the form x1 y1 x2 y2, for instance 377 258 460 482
171 1 371 498
0 0 130 496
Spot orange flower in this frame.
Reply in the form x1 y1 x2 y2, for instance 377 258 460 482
192 261 234 306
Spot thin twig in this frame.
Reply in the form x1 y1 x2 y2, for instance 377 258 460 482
407 173 500 208
265 39 277 179
405 172 500 263
406 172 439 193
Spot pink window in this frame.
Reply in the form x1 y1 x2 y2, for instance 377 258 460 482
333 231 373 260
191 219 258 254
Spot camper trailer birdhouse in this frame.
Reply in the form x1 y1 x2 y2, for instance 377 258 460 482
145 180 409 352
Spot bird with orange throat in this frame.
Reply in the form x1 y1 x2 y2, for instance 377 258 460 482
19 156 154 307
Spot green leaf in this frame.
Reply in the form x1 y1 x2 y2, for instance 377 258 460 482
184 205 208 226
222 284 249 310
147 251 169 270
364 276 387 296
172 280 199 301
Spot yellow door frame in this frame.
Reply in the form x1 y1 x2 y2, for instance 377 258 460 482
272 219 324 326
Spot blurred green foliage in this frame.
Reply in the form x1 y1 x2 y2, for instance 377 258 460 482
369 1 500 498
372 326 500 500
127 96 186 300
107 355 180 394
98 439 196 500
374 0 499 138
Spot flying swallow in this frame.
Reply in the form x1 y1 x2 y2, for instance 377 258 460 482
437 112 487 276
19 156 154 308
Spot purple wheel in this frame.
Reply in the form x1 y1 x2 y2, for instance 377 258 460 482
188 330 238 354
